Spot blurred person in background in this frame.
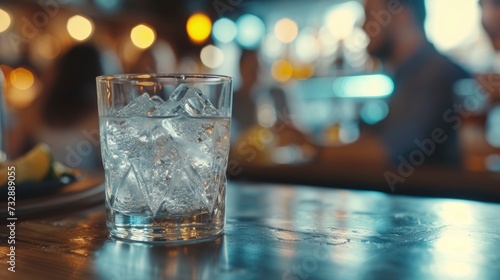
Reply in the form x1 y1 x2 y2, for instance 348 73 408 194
317 0 470 168
21 44 119 173
231 50 314 164
231 49 260 137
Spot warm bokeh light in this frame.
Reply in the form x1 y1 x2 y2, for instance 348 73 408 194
10 67 35 90
425 0 480 51
213 18 237 43
293 64 315 80
0 8 11 33
186 13 212 44
274 18 298 43
6 66 38 108
34 34 62 60
325 2 363 40
200 45 224 69
130 24 156 49
236 14 265 49
7 87 38 109
67 15 94 41
272 60 293 83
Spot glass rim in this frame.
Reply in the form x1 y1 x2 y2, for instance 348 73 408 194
96 73 232 83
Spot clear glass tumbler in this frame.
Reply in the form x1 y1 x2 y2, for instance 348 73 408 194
96 74 232 243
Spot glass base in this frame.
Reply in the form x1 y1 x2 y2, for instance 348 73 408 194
107 211 224 243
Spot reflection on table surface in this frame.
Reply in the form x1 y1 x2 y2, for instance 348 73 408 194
1 182 500 280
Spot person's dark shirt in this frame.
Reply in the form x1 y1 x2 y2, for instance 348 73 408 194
232 88 258 136
376 42 470 167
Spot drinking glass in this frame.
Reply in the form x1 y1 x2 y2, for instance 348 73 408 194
96 74 232 243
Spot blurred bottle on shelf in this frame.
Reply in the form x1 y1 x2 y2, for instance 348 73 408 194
455 75 500 172
231 83 316 166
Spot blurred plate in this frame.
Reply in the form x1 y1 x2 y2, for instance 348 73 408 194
0 176 104 218
1 176 77 200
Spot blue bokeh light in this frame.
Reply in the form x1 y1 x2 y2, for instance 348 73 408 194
487 106 500 147
332 74 394 98
360 100 390 125
94 0 122 13
236 14 265 49
213 18 237 44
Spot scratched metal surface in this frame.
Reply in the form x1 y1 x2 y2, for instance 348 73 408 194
1 182 500 280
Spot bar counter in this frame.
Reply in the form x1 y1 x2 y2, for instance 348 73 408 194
1 181 500 279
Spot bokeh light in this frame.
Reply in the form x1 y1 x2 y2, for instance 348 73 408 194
344 27 369 51
236 14 265 49
0 8 11 33
257 104 277 128
485 154 500 172
319 25 339 57
339 122 360 144
425 0 480 51
34 34 62 60
332 74 394 98
186 13 212 44
130 24 156 49
486 106 500 147
6 66 39 109
66 15 94 41
213 43 239 79
262 33 285 60
10 67 35 90
360 100 389 125
272 60 293 83
325 2 363 40
293 29 320 62
200 45 224 69
213 18 237 43
274 18 298 44
293 64 314 80
150 40 177 73
7 87 38 109
94 0 122 13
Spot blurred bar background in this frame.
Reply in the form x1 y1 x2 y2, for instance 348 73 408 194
0 0 499 176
